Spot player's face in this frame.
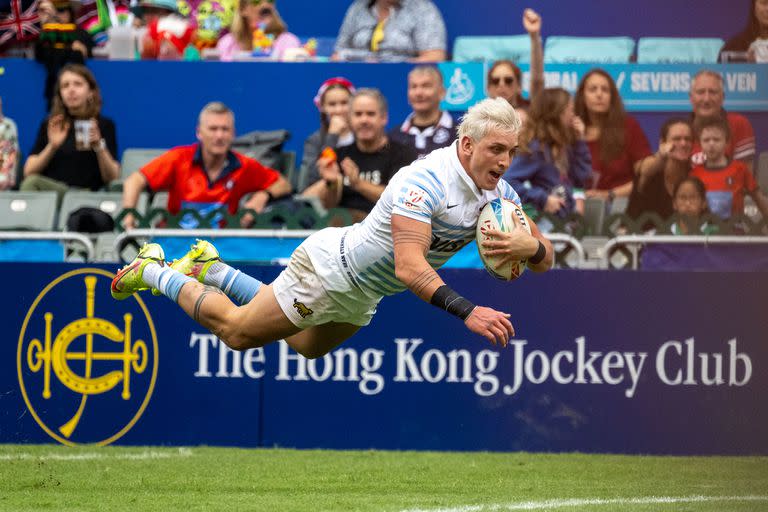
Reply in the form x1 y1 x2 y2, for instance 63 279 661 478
673 181 706 217
699 127 727 161
487 63 521 106
407 71 443 115
463 128 518 190
350 95 387 144
663 122 693 162
690 74 724 118
59 71 93 112
583 74 611 114
321 87 351 119
197 112 234 157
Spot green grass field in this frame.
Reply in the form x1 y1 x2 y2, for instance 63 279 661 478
0 445 766 512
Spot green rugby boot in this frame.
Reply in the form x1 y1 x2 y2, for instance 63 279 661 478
111 243 165 300
151 239 221 296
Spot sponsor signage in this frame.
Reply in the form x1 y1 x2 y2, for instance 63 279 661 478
440 63 768 112
2 264 766 454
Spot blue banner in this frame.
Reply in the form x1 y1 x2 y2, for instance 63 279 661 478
2 264 766 454
439 63 768 112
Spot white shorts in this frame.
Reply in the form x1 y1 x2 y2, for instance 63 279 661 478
271 227 380 329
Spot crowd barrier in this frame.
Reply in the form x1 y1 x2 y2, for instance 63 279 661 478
3 263 766 454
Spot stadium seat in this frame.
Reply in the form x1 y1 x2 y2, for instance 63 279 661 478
278 150 297 189
637 37 725 63
0 191 58 230
452 35 532 63
110 148 167 190
544 36 636 63
583 197 607 236
758 151 768 195
58 190 148 231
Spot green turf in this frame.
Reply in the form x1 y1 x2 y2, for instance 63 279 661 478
0 445 766 512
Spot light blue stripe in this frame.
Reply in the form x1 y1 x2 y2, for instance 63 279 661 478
421 168 444 195
393 206 432 219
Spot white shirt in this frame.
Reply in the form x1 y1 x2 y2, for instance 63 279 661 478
342 141 521 299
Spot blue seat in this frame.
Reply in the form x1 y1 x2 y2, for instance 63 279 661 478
544 36 635 63
637 37 725 63
452 35 532 63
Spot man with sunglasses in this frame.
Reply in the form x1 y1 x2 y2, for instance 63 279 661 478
389 66 457 159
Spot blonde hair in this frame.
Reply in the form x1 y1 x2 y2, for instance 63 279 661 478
231 0 288 52
458 97 521 141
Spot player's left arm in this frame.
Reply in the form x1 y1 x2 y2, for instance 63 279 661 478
481 211 554 273
392 213 514 346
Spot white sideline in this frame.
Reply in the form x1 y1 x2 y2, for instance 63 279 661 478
400 495 768 512
0 448 193 461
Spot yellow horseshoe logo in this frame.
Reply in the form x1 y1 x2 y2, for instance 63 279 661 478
17 268 158 446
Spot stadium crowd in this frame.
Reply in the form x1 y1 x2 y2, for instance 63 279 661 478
0 0 765 242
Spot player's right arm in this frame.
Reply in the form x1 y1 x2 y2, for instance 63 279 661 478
391 213 514 346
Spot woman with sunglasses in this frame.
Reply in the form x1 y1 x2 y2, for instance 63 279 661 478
486 9 544 118
216 0 299 61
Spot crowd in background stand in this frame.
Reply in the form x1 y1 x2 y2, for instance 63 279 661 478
0 1 765 237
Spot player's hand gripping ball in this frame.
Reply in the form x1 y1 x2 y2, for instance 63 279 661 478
476 198 532 281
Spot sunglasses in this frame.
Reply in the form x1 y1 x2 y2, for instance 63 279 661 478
490 76 516 86
248 0 273 4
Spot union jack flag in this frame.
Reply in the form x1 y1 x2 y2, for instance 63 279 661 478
0 0 41 45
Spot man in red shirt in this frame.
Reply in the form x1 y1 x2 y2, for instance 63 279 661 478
689 70 756 173
121 101 291 229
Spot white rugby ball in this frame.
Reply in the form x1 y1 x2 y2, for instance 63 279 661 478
476 198 532 281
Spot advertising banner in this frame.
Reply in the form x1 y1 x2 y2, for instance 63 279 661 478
3 264 766 454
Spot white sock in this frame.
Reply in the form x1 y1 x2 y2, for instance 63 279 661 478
203 261 234 288
141 262 164 287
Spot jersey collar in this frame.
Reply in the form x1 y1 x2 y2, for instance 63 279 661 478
193 144 242 187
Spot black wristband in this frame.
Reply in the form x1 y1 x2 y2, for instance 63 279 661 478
430 285 476 321
529 240 546 265
263 190 275 202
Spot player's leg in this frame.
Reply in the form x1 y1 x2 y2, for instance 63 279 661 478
285 322 361 359
112 243 300 349
164 240 261 305
175 281 301 349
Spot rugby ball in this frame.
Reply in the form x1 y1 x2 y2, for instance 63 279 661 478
476 198 532 281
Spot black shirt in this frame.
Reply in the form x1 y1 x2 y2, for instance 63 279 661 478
336 139 418 213
30 115 118 190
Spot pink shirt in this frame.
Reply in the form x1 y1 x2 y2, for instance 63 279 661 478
216 32 300 61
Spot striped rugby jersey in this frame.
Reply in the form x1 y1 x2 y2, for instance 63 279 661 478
341 141 521 300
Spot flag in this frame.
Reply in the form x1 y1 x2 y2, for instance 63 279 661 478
0 0 41 45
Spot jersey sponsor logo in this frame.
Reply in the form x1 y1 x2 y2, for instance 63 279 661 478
400 189 427 213
17 269 158 446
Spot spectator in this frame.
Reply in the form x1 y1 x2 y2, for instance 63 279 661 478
22 64 119 201
298 77 356 193
35 0 94 108
690 116 768 220
503 88 591 223
574 68 651 203
137 0 198 60
0 97 20 190
389 65 456 159
333 0 446 62
486 8 545 118
302 88 417 221
689 69 755 173
669 176 717 235
216 0 299 61
626 118 693 224
720 0 768 62
121 101 291 229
